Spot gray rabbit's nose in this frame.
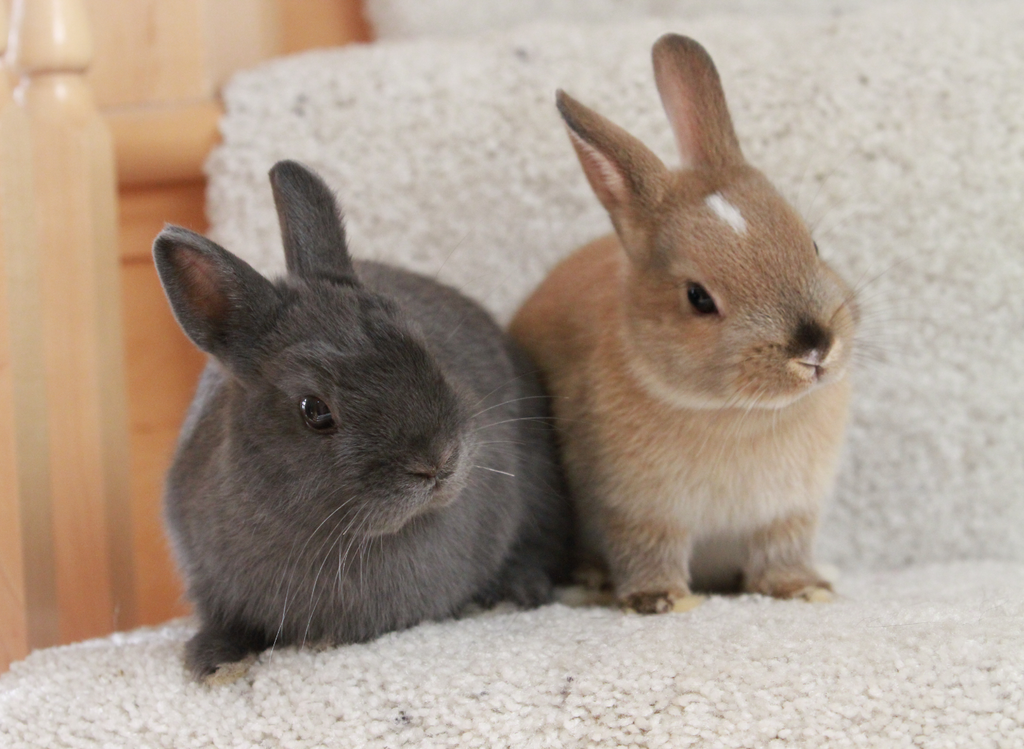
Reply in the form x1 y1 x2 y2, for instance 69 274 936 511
410 466 440 483
408 465 449 492
408 445 459 487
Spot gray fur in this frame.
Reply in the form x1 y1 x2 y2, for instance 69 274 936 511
153 160 569 679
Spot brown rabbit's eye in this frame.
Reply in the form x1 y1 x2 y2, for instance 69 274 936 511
686 283 718 315
300 396 335 432
813 241 820 256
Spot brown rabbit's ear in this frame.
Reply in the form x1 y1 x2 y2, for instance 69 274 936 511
653 34 743 171
556 90 669 247
269 160 357 284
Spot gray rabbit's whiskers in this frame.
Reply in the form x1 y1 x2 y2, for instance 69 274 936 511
474 465 516 478
269 492 358 657
301 509 361 647
432 231 471 281
472 415 554 432
470 368 546 408
470 394 557 419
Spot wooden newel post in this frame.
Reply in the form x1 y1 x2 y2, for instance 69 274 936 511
5 0 136 649
1 0 47 672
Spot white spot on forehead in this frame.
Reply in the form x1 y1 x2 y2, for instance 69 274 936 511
705 192 747 235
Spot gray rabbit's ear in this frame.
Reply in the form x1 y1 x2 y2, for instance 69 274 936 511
269 160 357 284
153 225 281 374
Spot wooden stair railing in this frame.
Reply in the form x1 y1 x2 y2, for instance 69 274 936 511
1 0 44 673
1 0 135 671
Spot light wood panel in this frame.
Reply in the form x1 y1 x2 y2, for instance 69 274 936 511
202 0 280 94
278 0 372 54
84 0 372 111
118 182 208 626
85 0 210 107
108 101 222 187
101 0 372 186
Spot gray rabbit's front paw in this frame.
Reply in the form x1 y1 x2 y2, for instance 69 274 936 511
473 557 554 609
185 623 265 682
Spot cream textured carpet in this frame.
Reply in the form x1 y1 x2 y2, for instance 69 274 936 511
3 563 1022 747
366 0 896 40
3 2 1022 746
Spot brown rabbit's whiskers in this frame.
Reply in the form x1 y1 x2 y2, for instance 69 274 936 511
843 257 912 375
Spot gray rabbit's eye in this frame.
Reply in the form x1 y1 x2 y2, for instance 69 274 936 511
686 283 718 315
300 396 335 432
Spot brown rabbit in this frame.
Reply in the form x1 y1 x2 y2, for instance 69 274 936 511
510 34 857 614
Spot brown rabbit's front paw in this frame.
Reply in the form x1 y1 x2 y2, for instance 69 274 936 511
795 585 834 603
624 591 676 613
622 590 704 614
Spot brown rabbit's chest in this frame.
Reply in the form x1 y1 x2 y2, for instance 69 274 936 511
574 374 851 539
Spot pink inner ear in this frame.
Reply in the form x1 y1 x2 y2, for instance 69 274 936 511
657 75 699 171
177 248 230 325
568 128 630 210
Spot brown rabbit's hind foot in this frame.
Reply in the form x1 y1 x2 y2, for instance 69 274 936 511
670 593 707 612
555 584 617 608
554 559 617 608
571 561 612 591
745 569 834 602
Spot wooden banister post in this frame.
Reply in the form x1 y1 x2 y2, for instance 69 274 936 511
7 0 136 647
1 0 50 673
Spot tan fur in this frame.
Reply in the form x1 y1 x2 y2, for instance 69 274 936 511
510 35 857 609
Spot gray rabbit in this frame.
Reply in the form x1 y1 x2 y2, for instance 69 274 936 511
154 160 570 679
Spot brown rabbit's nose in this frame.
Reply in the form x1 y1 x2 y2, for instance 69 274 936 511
788 320 835 381
789 320 833 358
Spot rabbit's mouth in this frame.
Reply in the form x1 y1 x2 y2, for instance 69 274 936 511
406 441 465 499
417 452 471 511
360 461 469 537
